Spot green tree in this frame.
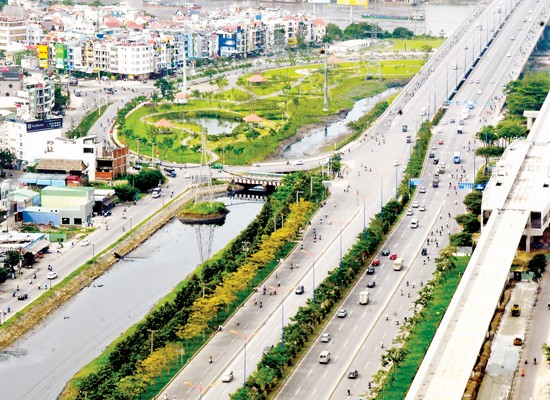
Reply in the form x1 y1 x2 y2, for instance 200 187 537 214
53 84 69 111
154 78 176 101
420 45 433 59
455 213 480 233
463 191 482 215
22 252 35 267
324 23 343 43
0 267 7 283
507 72 550 116
132 168 166 193
114 184 139 202
204 69 216 84
528 253 547 279
496 120 526 144
476 125 498 145
449 232 473 247
392 27 414 39
0 148 13 167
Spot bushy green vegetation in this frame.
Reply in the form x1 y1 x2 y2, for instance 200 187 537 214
181 201 227 215
65 172 326 400
528 253 547 279
67 104 110 139
507 72 550 117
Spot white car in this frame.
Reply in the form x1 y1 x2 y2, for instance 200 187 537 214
437 127 443 133
511 36 515 40
432 144 438 150
442 119 447 125
184 172 191 179
80 239 90 247
321 333 331 343
475 79 480 84
477 89 483 95
419 205 426 212
294 160 304 166
507 53 511 58
419 186 426 193
412 201 419 208
406 209 413 216
47 272 58 280
490 79 495 84
221 371 234 383
393 160 399 166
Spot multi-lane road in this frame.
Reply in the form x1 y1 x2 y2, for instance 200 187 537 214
159 0 549 398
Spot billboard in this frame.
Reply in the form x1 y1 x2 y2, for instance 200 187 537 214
307 0 331 3
337 0 369 5
26 118 63 133
54 43 67 70
38 44 48 69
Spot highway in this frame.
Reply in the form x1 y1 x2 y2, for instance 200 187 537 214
155 0 550 398
277 0 549 399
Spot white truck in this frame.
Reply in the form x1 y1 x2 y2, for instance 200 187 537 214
461 107 470 120
359 290 370 305
420 106 427 116
393 258 404 271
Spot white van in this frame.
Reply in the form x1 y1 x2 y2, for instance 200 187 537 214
393 258 404 271
410 219 418 229
319 350 331 364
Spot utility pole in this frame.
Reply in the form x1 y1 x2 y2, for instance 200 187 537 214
323 43 328 112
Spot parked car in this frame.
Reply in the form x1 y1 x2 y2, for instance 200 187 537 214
17 293 28 301
337 309 348 318
47 272 58 280
321 333 331 343
221 371 234 383
102 210 112 217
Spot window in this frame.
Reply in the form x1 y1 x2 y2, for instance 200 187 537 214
83 147 94 154
74 218 82 225
61 217 70 224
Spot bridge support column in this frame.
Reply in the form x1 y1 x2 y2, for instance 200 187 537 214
525 233 531 253
526 116 534 130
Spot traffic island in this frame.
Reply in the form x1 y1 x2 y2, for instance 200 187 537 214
178 201 229 224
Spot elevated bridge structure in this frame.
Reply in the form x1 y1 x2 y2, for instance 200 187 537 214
406 81 550 399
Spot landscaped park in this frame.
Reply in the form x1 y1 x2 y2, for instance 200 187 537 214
117 58 425 165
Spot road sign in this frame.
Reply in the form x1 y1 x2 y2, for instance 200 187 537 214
337 0 369 5
410 178 422 186
458 182 474 189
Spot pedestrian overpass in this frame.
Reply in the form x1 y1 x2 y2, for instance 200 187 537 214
406 87 550 399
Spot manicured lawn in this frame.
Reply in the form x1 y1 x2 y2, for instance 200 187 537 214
118 58 425 165
377 256 469 399
389 38 445 52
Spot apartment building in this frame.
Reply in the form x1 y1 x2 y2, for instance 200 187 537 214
0 18 28 51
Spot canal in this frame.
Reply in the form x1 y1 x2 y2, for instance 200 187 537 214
0 198 263 400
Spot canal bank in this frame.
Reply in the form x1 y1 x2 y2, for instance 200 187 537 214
0 189 264 400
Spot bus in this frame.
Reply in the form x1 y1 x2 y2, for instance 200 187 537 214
163 167 177 177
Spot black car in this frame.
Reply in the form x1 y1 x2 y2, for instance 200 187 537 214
295 285 305 295
433 158 440 165
102 210 112 217
381 249 391 256
429 152 435 158
17 293 28 301
348 370 359 379
367 281 376 288
366 267 375 275
421 248 428 256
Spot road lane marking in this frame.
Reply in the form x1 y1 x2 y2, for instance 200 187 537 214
344 339 349 347
323 370 329 378
382 331 387 338
307 369 312 379
339 324 343 331
295 387 301 396
364 361 370 370
361 312 366 320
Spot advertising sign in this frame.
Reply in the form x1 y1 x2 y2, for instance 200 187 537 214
307 0 331 4
26 118 63 133
337 0 369 5
54 43 67 70
38 44 49 69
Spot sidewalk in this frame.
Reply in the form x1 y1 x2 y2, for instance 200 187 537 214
512 271 550 400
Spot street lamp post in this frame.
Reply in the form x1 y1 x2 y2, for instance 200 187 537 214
92 243 95 257
301 249 316 303
395 165 398 200
231 330 257 389
295 190 303 204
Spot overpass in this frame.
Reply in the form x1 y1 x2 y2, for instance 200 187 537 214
406 71 550 400
225 170 284 191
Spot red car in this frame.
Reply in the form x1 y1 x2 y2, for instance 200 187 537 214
372 259 380 266
389 253 398 260
438 139 444 145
